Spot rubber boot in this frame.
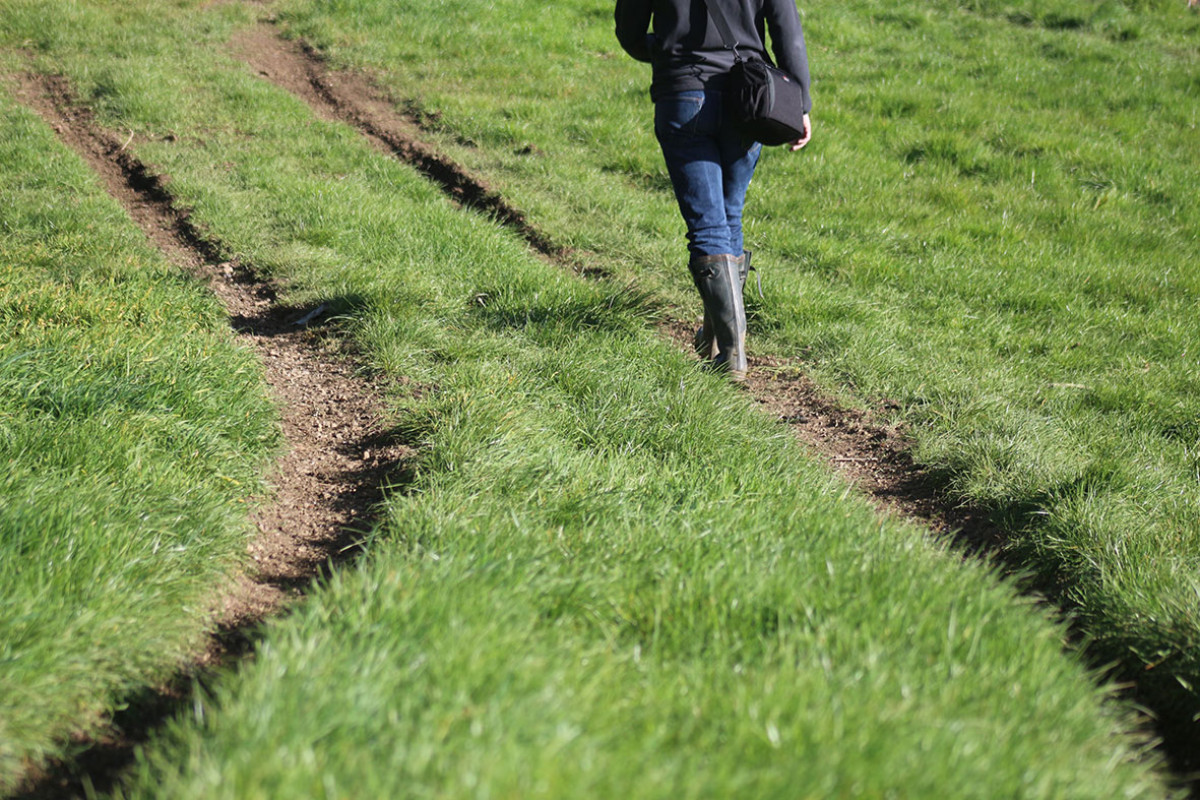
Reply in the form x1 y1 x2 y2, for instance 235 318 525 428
694 251 750 360
688 253 747 380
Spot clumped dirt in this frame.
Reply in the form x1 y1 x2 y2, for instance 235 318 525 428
746 356 1002 550
656 319 1002 551
10 71 412 797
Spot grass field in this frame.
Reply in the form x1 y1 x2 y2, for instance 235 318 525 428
0 0 1196 795
279 0 1200 756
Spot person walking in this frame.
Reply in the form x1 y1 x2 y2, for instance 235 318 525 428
615 0 812 380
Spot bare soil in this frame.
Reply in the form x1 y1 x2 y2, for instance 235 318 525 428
230 24 575 266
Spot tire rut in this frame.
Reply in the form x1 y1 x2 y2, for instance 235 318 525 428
8 71 414 799
230 24 574 269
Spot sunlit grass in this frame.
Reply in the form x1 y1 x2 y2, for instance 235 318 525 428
0 0 1192 794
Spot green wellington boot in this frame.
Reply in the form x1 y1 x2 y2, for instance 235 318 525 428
693 251 751 362
688 253 747 380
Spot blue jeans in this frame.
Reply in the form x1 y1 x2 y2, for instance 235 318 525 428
654 90 762 257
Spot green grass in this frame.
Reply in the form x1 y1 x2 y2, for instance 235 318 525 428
0 0 1192 795
0 86 277 788
275 0 1200 742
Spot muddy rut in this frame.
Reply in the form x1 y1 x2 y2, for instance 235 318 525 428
5 15 1189 799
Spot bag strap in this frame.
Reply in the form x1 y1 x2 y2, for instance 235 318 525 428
698 0 745 62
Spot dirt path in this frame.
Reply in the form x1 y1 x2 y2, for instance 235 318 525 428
8 71 412 798
230 26 573 268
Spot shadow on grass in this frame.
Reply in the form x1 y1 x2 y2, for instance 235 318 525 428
912 462 1200 790
11 443 419 800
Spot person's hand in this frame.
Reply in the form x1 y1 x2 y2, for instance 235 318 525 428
789 114 812 151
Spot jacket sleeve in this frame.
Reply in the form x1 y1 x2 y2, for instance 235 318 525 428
764 0 813 113
614 0 654 63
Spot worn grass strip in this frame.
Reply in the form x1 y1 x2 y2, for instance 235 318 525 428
0 81 278 791
0 1 1178 796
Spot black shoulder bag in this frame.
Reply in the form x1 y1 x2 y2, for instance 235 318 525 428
700 0 807 146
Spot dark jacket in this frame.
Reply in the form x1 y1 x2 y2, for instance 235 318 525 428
614 0 811 112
